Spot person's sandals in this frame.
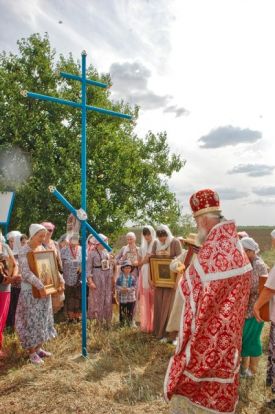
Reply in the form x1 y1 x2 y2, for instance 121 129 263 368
37 349 52 358
29 353 44 365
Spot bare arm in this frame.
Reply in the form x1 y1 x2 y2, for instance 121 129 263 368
253 287 275 322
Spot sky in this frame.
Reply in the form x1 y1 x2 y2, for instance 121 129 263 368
0 0 275 226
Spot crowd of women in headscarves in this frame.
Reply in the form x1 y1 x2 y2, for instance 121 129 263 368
0 221 185 365
1 221 275 403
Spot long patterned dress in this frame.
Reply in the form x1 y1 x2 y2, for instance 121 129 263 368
87 248 113 323
15 244 56 349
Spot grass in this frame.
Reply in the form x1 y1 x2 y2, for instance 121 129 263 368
1 249 275 414
0 323 171 414
1 321 274 413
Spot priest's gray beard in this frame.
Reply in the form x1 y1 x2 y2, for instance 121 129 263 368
196 227 208 245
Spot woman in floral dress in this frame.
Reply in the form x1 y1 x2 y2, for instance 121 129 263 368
87 234 114 326
15 224 59 365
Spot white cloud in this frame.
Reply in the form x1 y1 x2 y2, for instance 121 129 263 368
252 187 275 196
110 61 188 115
198 126 262 149
228 164 275 177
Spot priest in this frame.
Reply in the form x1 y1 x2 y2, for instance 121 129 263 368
165 188 252 414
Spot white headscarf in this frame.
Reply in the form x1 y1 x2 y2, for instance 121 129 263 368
6 230 22 241
13 235 22 255
140 225 156 289
240 237 260 254
126 232 136 240
0 233 6 243
155 224 174 251
29 224 46 239
271 229 275 239
6 230 22 255
86 234 96 250
94 233 108 246
140 225 156 257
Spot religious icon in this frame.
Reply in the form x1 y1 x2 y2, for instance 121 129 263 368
27 250 60 298
149 257 177 288
101 259 110 270
39 262 53 286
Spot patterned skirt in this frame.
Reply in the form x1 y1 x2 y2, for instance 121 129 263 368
64 285 81 314
15 289 56 349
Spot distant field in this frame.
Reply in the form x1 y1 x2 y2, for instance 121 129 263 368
238 226 274 252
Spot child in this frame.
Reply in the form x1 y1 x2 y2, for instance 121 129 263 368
116 260 136 326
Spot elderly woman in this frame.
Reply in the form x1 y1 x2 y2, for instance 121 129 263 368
61 233 82 322
151 224 182 341
15 224 58 365
87 234 114 326
240 236 268 376
116 232 139 278
138 226 156 333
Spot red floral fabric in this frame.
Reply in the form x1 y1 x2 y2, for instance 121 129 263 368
165 220 252 413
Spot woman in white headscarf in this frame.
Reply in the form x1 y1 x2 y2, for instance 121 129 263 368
15 224 60 365
86 234 96 255
240 236 268 376
138 226 156 333
151 224 182 340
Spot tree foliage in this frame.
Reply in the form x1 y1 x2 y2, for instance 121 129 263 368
0 33 185 236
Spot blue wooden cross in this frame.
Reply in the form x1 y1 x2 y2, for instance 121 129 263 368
22 51 131 357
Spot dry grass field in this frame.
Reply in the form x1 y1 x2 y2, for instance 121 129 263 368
0 322 274 414
1 232 274 414
238 227 274 253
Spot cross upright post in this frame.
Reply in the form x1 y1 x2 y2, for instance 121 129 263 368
81 51 88 356
23 51 131 357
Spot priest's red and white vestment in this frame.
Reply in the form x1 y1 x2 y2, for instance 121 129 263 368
165 220 252 413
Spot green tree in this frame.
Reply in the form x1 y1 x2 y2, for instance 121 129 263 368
0 33 185 236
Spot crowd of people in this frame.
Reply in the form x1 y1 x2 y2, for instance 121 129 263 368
1 188 275 413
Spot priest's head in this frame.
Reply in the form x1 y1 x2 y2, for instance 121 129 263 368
189 189 223 244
